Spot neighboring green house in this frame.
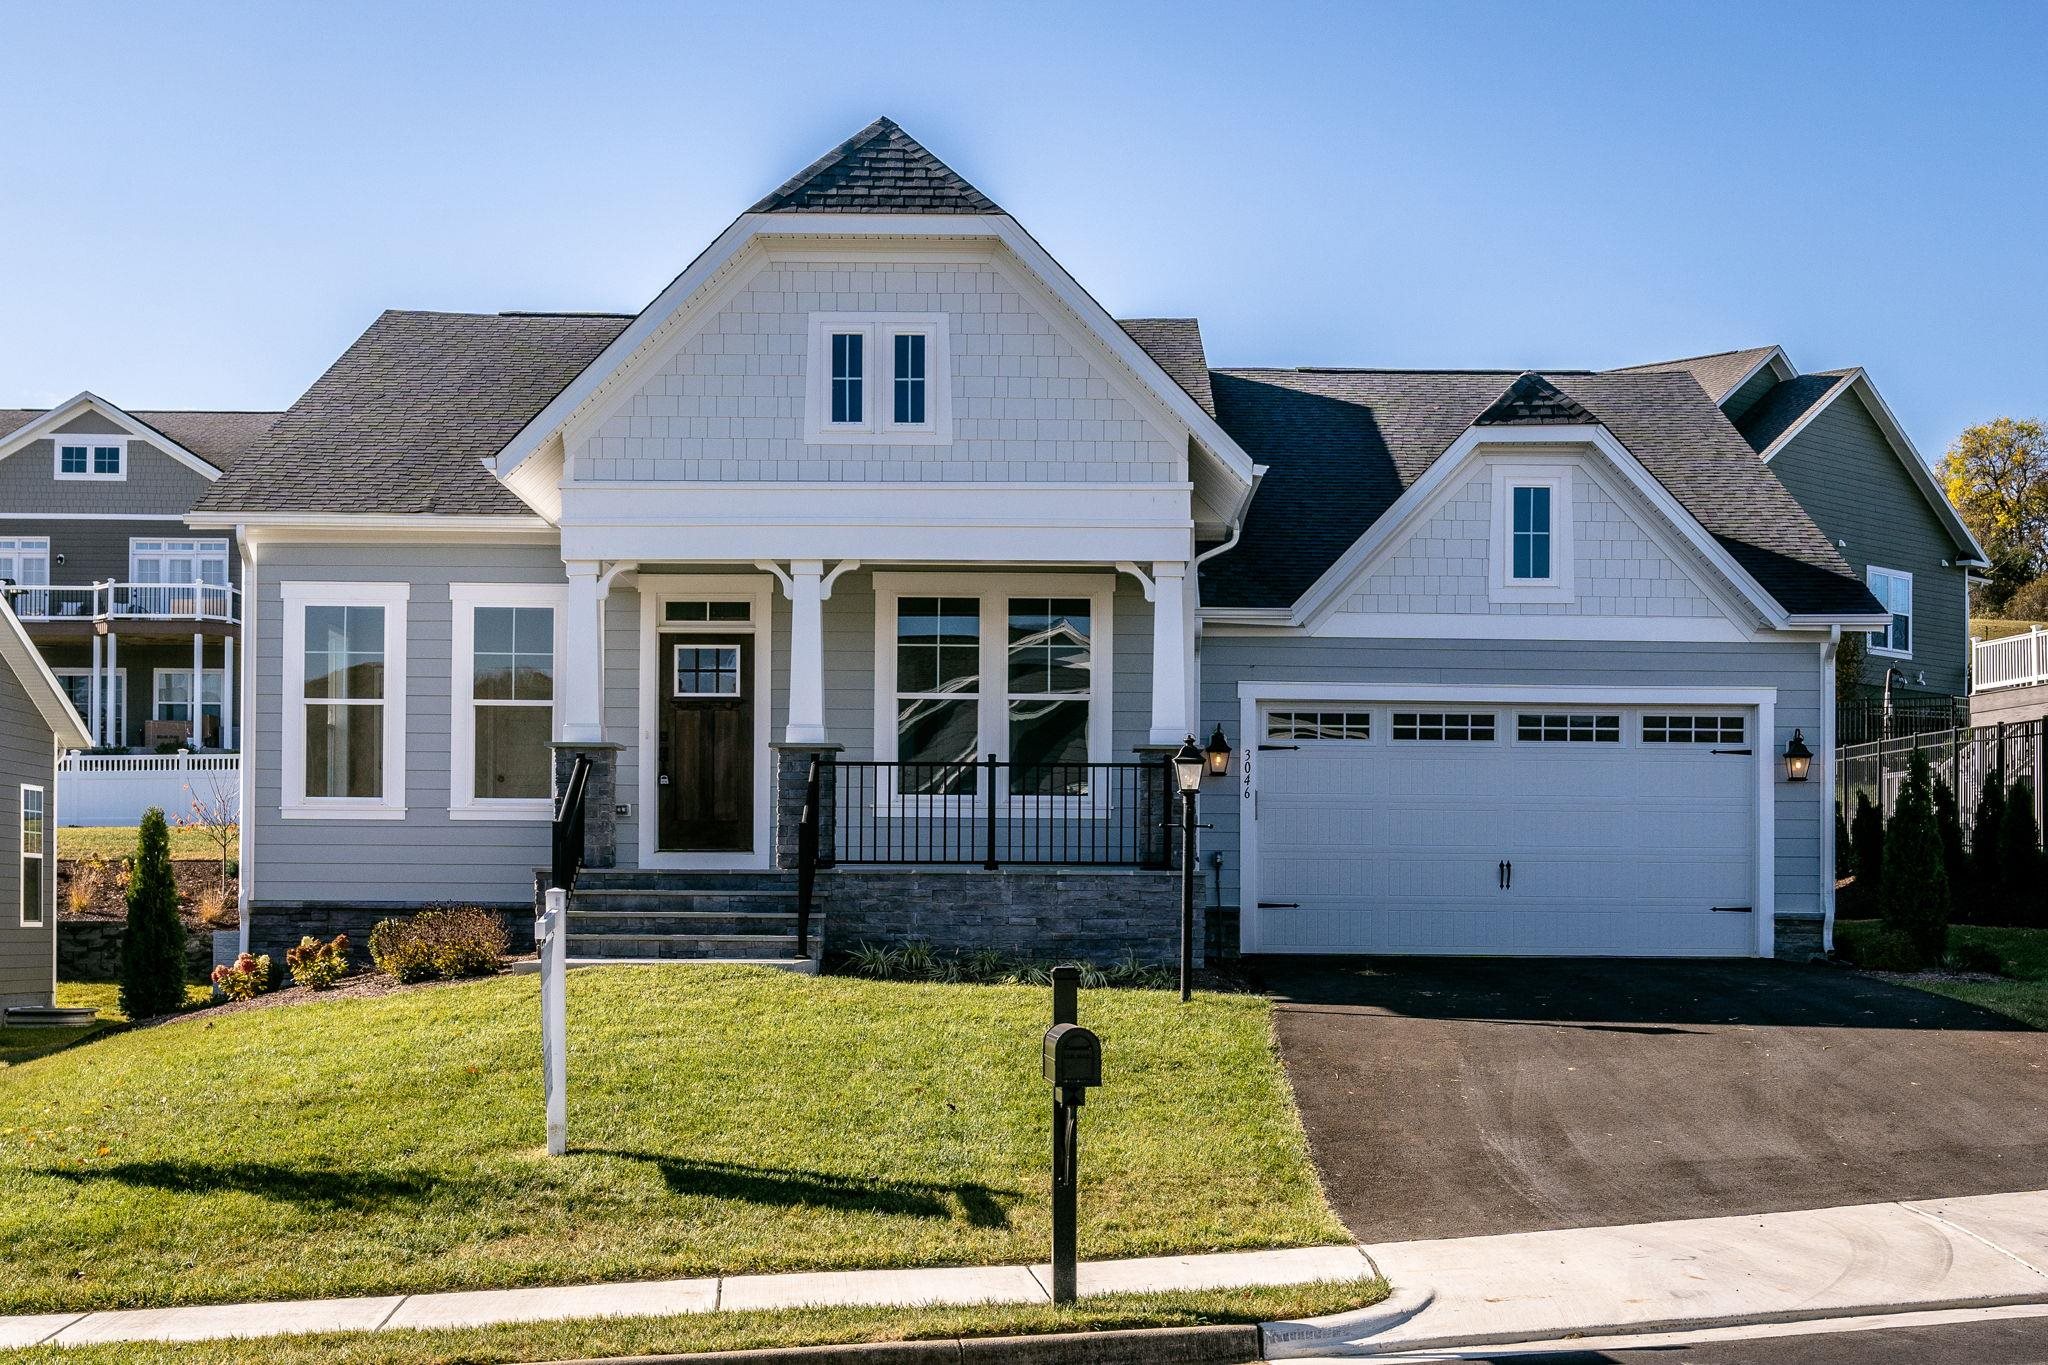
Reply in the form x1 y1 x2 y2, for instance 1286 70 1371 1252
1616 348 1987 725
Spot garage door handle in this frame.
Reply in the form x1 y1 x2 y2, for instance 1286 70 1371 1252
1257 901 1300 909
1258 743 1300 751
1710 905 1754 913
1711 748 1752 756
1499 859 1512 890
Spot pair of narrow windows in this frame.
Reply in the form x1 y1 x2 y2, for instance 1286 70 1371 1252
830 331 926 427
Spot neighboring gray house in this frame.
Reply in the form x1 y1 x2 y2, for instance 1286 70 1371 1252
188 118 1889 965
0 597 90 1010
0 395 276 752
1615 349 1987 725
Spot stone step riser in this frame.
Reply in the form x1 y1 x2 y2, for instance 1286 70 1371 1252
568 912 816 937
572 871 799 892
565 935 802 961
569 893 807 915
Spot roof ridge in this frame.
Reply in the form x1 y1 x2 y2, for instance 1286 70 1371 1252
1610 345 1778 372
748 116 1000 215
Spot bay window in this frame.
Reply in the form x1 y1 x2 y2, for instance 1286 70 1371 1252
282 582 408 819
450 584 564 818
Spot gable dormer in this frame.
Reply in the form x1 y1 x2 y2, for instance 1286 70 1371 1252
0 393 225 516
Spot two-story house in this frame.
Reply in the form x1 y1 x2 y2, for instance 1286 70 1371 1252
1615 349 1987 738
0 396 276 753
188 118 1891 967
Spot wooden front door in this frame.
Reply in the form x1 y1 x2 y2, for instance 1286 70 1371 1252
658 636 754 852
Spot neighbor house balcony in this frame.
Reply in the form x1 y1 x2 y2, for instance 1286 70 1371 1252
4 581 240 638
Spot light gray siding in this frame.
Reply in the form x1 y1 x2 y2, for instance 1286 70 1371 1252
251 542 567 905
1768 392 1968 697
0 438 214 516
1198 633 1830 935
0 665 56 1007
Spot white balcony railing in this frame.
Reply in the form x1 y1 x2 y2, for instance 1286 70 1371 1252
4 580 239 626
1973 627 2048 693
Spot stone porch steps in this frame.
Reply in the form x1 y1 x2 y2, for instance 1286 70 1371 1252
558 868 821 969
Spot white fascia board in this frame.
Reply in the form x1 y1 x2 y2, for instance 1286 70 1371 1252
1715 346 1794 404
0 602 90 749
1236 680 1777 706
0 391 222 481
1289 425 1793 633
189 512 558 548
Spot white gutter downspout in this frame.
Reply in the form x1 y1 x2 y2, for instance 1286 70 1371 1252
1821 625 1840 953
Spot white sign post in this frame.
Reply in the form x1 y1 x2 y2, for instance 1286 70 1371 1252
538 887 568 1156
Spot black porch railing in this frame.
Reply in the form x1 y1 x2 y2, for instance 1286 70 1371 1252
833 755 1173 868
550 755 592 893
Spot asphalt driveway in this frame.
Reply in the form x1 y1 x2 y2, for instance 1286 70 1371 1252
1260 958 2048 1243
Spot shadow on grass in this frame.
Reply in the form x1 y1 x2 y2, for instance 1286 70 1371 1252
589 1150 1020 1227
36 1160 464 1211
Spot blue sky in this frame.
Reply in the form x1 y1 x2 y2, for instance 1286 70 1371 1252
3 1 2042 461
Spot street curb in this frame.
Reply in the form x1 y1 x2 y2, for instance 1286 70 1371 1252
1256 1289 2048 1358
1258 1286 1436 1358
531 1323 1263 1365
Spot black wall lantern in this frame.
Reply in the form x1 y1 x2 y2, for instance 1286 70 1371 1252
1204 723 1233 779
1784 729 1813 782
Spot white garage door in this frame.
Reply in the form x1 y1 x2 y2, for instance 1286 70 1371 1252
1249 703 1759 956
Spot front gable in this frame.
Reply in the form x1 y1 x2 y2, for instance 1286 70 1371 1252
0 393 219 516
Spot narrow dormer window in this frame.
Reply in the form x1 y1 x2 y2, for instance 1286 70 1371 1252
55 439 125 480
1511 484 1552 581
830 332 864 425
893 332 926 426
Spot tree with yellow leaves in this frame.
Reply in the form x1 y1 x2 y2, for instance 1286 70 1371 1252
1939 417 2048 614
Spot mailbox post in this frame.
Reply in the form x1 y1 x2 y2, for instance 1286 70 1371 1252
1043 995 1102 1305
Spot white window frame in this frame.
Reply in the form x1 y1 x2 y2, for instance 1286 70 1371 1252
1488 464 1574 604
449 583 566 821
54 437 126 481
19 784 45 928
151 668 226 725
281 581 409 821
804 313 952 445
0 536 51 586
1867 566 1913 658
872 573 1114 807
55 668 126 744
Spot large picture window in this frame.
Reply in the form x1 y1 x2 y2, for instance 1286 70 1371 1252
282 582 408 819
19 785 44 927
450 585 563 819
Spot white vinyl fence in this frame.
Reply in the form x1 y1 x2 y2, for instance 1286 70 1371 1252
56 752 240 826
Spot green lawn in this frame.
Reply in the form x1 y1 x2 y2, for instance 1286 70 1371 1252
1838 920 2048 1029
56 825 238 861
0 965 1345 1315
0 983 214 1068
0 1280 1387 1365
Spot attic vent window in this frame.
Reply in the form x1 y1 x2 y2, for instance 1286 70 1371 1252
806 314 950 446
56 440 125 480
1487 464 1574 604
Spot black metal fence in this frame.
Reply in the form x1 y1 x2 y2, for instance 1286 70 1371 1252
1836 697 1965 746
1837 719 2042 827
832 755 1173 868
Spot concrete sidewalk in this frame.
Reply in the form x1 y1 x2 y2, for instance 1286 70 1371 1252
1267 1189 2048 1358
0 1244 1373 1349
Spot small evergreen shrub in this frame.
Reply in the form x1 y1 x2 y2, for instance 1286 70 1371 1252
369 909 508 983
211 952 272 1001
1844 926 1927 972
1932 775 1966 898
119 809 188 1020
1834 802 1854 878
1879 748 1949 964
1948 940 2006 976
286 934 351 990
1971 777 2006 916
1998 780 2043 928
1848 791 1885 915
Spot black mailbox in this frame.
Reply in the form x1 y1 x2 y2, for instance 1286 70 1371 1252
1042 1023 1102 1089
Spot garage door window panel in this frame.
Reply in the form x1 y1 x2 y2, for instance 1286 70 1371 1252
1267 710 1371 742
1642 714 1745 745
1516 713 1621 743
1392 711 1497 742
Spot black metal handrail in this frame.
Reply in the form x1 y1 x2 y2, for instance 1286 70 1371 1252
833 754 1173 868
795 755 821 957
550 755 592 893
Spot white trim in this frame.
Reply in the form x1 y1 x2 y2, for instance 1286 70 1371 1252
187 512 555 536
448 583 568 822
802 313 953 444
870 572 1115 787
236 539 256 948
635 573 774 870
1293 614 1757 643
0 512 202 522
0 601 89 748
0 392 222 481
1234 683 1777 959
1714 346 1795 404
1866 565 1913 658
52 436 127 482
19 783 45 929
148 666 223 721
1488 464 1575 604
53 666 126 743
1820 630 1838 952
279 581 409 821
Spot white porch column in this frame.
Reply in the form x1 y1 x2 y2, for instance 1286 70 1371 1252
191 632 205 749
222 632 236 751
785 559 827 744
1149 561 1192 745
561 561 605 743
105 631 118 748
89 633 103 747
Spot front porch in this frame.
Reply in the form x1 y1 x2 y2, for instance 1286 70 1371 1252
546 560 1204 964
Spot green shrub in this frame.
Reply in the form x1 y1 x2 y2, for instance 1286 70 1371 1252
1849 791 1885 913
1970 776 2006 916
1933 775 1966 895
1845 926 1927 972
1879 747 1949 963
119 809 188 1020
286 934 351 990
210 951 272 1001
368 909 508 983
1999 780 2043 927
1834 801 1854 878
1948 940 2006 976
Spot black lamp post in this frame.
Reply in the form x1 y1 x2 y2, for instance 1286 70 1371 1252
1172 727 1232 1002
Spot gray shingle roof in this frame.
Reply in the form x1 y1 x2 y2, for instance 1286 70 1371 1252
1474 372 1594 425
1609 347 1781 404
749 117 1001 215
0 407 278 470
1733 371 1855 456
1200 368 1879 618
1117 319 1215 417
195 310 631 516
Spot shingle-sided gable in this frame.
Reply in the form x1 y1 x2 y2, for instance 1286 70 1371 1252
196 311 631 516
749 117 1001 215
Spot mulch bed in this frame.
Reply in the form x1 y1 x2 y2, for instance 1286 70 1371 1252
158 964 517 1025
